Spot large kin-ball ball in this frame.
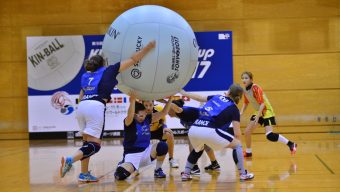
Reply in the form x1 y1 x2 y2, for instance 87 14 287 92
102 5 198 100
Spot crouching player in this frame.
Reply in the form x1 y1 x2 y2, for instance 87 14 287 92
114 92 173 180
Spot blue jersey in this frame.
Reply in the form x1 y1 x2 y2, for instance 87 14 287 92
193 95 240 130
81 63 120 104
123 115 152 154
176 106 200 128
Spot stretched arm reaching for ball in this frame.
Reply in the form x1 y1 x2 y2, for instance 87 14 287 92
119 40 156 73
152 96 173 123
125 91 137 126
180 90 208 102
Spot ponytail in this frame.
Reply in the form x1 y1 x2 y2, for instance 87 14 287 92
84 55 105 72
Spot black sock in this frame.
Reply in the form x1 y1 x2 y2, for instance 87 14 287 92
211 160 218 165
287 141 293 146
169 157 173 161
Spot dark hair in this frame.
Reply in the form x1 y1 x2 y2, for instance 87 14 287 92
228 84 243 104
84 55 105 72
135 102 146 113
241 71 253 80
172 99 184 108
142 100 154 105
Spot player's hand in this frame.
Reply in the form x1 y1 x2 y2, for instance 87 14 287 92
128 90 137 101
163 128 173 135
146 40 156 49
156 98 167 103
254 115 260 124
168 96 174 102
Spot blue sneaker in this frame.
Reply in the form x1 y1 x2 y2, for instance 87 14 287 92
154 168 166 178
78 171 98 183
60 156 73 178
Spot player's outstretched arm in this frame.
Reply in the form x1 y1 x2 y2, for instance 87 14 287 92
180 89 208 102
125 91 137 126
119 40 156 73
152 96 174 123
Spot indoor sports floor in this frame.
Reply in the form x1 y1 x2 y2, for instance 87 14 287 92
2 133 340 192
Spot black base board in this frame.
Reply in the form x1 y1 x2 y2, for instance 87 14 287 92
29 129 188 140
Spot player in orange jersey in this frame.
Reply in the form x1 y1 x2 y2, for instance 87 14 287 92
240 71 297 157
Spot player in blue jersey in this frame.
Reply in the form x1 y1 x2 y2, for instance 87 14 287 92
179 84 254 181
142 100 179 168
169 99 238 175
59 41 156 183
114 92 173 180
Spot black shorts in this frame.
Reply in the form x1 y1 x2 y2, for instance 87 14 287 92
250 115 276 127
150 126 165 141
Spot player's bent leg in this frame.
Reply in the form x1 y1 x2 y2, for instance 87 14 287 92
182 149 204 181
265 126 297 155
163 129 179 168
114 163 134 180
244 121 258 157
204 145 220 171
228 139 254 181
151 141 168 178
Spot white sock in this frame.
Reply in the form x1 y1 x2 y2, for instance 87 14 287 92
278 135 289 144
156 160 163 170
246 148 252 153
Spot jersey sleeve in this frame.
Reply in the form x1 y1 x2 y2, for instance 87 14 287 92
176 106 199 123
252 84 264 104
106 63 121 79
80 73 86 90
207 95 215 101
231 106 241 122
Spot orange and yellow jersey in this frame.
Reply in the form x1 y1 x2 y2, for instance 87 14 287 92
150 105 166 132
244 83 275 118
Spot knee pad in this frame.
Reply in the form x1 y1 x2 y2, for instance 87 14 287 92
266 132 279 142
187 149 204 164
156 141 168 156
232 149 238 164
114 166 131 180
80 141 101 160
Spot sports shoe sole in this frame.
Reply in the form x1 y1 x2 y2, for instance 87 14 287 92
240 175 255 181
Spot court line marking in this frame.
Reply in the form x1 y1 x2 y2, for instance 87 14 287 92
315 154 335 175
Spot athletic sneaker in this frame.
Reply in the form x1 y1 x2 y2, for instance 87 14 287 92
240 170 254 181
60 156 73 178
288 143 297 155
169 158 179 168
78 171 98 183
154 168 166 178
181 172 192 181
190 164 201 176
243 151 253 158
204 162 221 171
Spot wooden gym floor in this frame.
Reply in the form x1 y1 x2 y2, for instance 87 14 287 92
1 132 340 192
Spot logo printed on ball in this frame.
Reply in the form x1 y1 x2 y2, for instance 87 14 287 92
131 68 142 79
107 27 120 39
171 35 181 73
167 71 179 84
134 36 143 67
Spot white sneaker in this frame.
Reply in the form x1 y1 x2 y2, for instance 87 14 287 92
240 170 254 181
169 158 179 168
